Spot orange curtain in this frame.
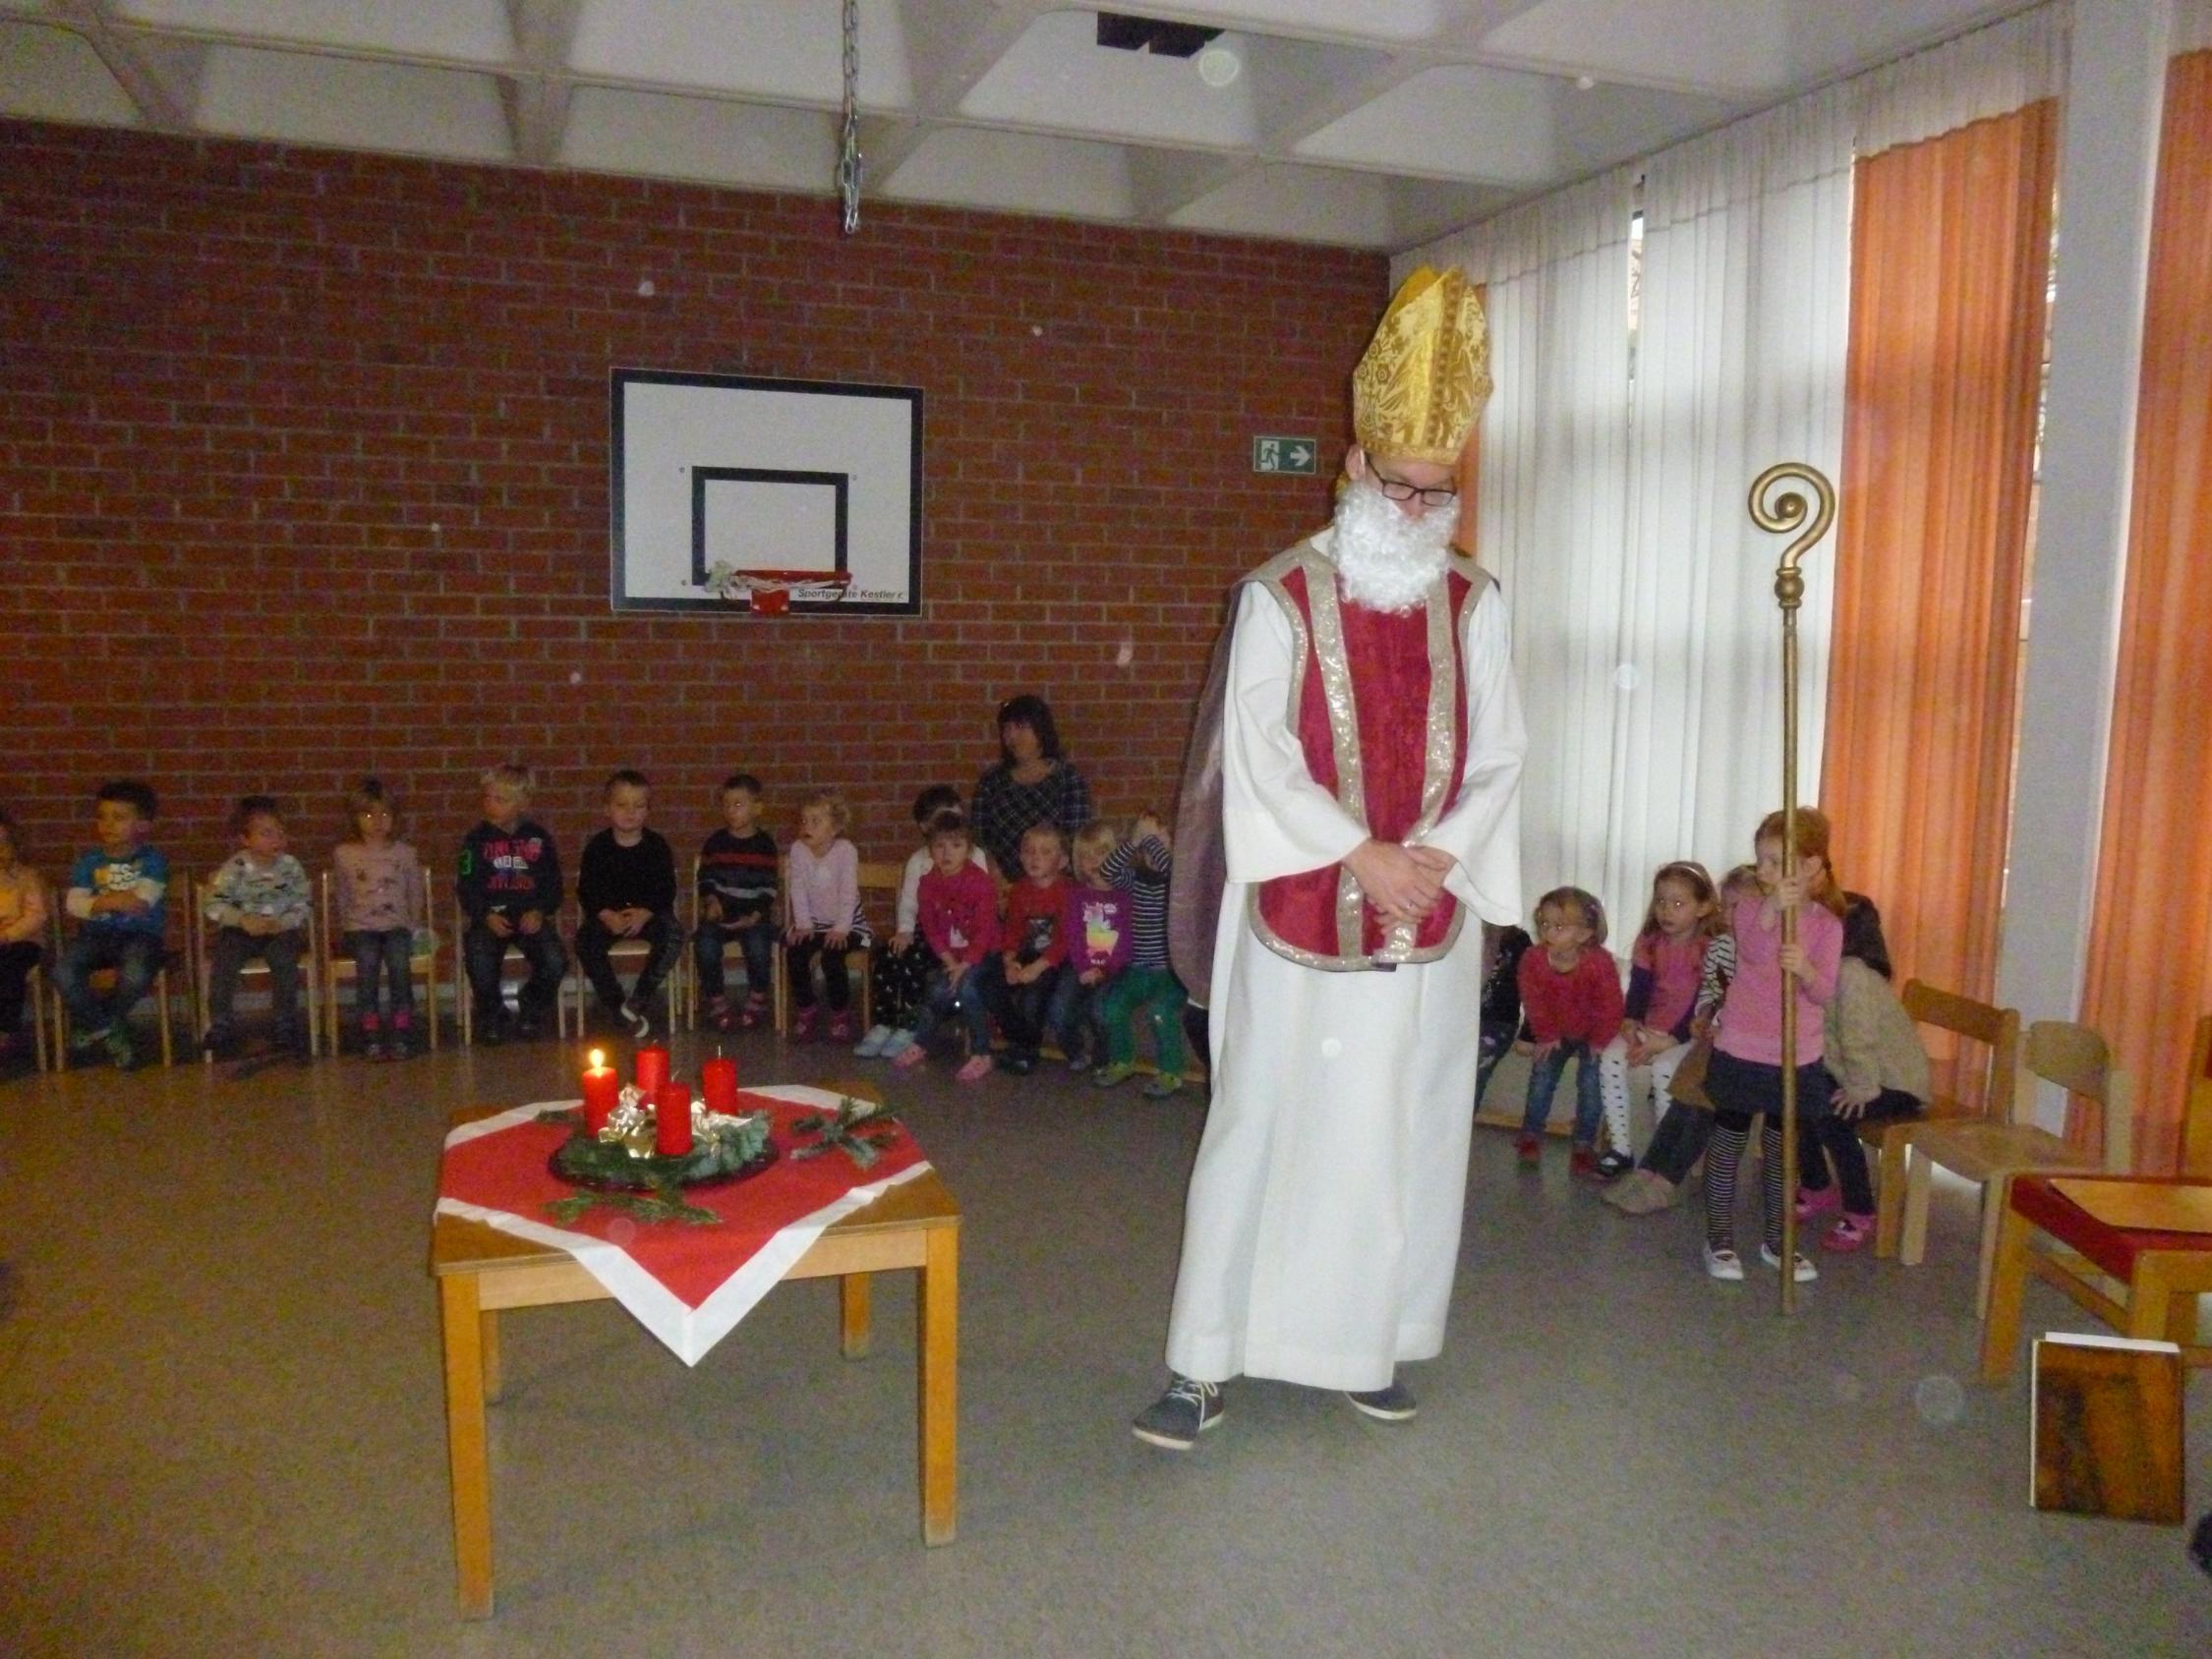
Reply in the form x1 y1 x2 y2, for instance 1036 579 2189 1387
2081 51 2212 1172
1822 102 2056 1103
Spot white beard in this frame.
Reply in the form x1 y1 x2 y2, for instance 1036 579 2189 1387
1329 476 1453 613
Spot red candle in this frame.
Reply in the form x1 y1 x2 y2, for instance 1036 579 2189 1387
701 1056 739 1114
581 1049 619 1135
655 1080 694 1158
634 1044 670 1097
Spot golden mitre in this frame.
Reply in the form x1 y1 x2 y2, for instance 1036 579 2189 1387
1351 266 1491 467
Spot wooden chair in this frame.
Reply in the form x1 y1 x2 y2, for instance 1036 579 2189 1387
190 871 321 1058
453 899 574 1046
1867 980 2018 1260
1901 1017 2127 1316
317 868 439 1055
768 859 900 1037
562 896 684 1039
49 885 183 1069
2182 1014 2212 1178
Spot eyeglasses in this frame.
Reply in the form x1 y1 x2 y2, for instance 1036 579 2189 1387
1372 476 1458 509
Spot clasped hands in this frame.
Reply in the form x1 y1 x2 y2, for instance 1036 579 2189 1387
1343 838 1456 930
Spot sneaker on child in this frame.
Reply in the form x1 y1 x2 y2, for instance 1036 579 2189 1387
1759 1242 1818 1283
621 1001 652 1042
1702 1242 1744 1281
854 1024 895 1058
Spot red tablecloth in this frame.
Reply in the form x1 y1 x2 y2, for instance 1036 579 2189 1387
436 1084 930 1365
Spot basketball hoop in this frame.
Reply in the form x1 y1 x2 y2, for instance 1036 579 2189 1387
702 564 853 614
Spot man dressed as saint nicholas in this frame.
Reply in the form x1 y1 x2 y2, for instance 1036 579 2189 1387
1136 266 1526 1448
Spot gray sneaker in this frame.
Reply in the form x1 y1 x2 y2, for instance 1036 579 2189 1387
854 1024 895 1058
621 1001 653 1043
1345 1376 1418 1421
1132 1375 1224 1450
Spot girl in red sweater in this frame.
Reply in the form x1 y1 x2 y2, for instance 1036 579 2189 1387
893 815 1001 1082
1515 887 1625 1177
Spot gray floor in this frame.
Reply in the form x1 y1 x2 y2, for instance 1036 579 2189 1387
2 1021 2208 1658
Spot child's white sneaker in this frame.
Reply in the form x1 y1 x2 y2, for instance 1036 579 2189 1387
854 1024 895 1058
879 1029 916 1058
1702 1242 1744 1282
1759 1242 1818 1283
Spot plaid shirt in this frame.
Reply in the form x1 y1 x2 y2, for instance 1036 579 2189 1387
969 760 1093 872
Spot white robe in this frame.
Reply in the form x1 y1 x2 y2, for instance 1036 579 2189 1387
1164 548 1526 1392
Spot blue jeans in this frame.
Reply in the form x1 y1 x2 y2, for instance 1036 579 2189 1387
461 917 567 1026
1521 1039 1601 1146
910 962 991 1056
346 928 415 1020
57 929 162 1032
1045 967 1104 1061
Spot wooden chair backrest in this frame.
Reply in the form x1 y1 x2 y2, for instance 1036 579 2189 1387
1899 978 2020 1122
2183 1013 2212 1178
2024 1019 2133 1172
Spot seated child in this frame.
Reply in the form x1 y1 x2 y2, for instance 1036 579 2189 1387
974 823 1071 1074
457 763 566 1043
1594 862 1721 1177
576 769 681 1042
201 794 313 1058
860 786 990 1058
56 779 169 1071
1792 892 1931 1251
333 776 428 1060
892 813 999 1081
0 809 51 1062
1474 924 1533 1109
1091 813 1188 1098
695 772 780 1031
785 791 872 1044
1047 819 1133 1073
1514 886 1624 1177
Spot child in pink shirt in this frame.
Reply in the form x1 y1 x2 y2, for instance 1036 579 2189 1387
1594 861 1722 1177
1699 808 1845 1286
785 791 871 1043
894 814 1001 1082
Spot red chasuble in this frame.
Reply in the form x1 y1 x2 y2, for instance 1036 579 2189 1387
1251 547 1477 970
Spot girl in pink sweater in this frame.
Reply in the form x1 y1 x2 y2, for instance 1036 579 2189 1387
1698 809 1844 1286
785 791 871 1042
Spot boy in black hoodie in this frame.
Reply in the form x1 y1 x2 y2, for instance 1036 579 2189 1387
457 764 566 1042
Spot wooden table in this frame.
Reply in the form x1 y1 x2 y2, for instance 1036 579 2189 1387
1979 1173 2212 1384
430 1107 960 1619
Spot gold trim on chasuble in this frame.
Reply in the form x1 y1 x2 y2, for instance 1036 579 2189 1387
1247 546 1467 971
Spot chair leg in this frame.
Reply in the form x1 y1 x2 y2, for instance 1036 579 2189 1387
1874 1130 1907 1258
1978 1197 2033 1384
1974 1173 2010 1320
157 970 173 1068
1899 1150 1934 1266
773 944 788 1036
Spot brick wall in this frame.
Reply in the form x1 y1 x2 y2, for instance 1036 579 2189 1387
0 119 1383 904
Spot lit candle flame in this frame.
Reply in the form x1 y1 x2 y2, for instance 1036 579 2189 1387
588 1048 606 1069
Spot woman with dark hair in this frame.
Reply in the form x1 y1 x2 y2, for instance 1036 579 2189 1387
1794 890 1932 1250
970 694 1094 871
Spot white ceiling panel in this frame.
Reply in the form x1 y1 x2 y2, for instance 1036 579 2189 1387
0 21 140 125
0 0 2049 252
195 45 511 160
878 125 1135 222
568 0 913 108
1296 63 1562 185
960 12 1257 148
114 0 516 65
561 86 835 193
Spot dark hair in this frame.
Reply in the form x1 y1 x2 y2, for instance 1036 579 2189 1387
350 776 391 817
912 783 962 825
925 812 971 847
1637 860 1723 945
232 793 282 834
996 694 1064 764
605 769 650 798
1839 891 1893 981
722 772 763 798
95 779 158 821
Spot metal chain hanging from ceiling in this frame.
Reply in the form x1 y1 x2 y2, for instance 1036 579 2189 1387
838 0 864 235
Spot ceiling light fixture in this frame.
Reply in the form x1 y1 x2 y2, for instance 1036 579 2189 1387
1195 43 1242 87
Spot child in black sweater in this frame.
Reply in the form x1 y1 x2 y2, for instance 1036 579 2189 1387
576 769 680 1041
456 764 566 1042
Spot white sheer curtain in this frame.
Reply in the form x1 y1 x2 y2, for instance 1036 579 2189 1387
1854 2 2068 157
1398 171 1637 925
1611 87 1854 912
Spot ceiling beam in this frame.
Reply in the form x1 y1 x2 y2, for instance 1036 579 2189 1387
895 0 1049 117
52 0 204 131
503 0 583 164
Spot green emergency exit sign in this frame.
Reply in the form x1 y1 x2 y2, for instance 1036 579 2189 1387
1252 435 1318 475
